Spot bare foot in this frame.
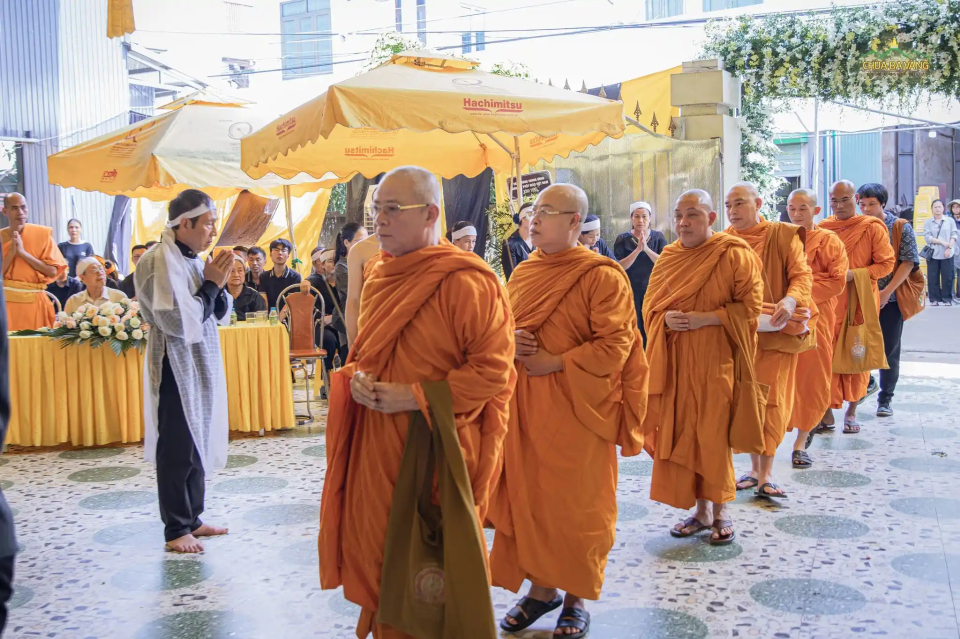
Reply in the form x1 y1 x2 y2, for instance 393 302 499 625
166 533 204 553
193 523 228 537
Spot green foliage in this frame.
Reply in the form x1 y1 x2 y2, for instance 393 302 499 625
327 182 347 215
484 200 514 280
363 31 433 71
702 0 960 217
488 61 531 79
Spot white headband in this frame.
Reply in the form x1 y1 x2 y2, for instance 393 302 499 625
451 226 477 240
76 257 100 277
315 249 336 262
166 202 213 228
580 219 601 232
630 201 652 215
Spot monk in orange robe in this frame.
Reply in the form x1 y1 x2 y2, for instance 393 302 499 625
489 184 647 639
318 167 516 639
785 189 848 467
644 189 763 544
819 180 896 433
724 183 814 499
1 193 67 330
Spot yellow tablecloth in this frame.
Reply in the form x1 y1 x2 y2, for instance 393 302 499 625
7 324 295 448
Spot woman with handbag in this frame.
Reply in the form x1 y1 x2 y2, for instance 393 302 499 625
922 199 958 306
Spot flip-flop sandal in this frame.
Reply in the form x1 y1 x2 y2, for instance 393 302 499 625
554 607 590 639
736 474 759 491
804 430 816 450
500 595 563 633
792 450 813 468
670 516 710 538
710 519 736 546
756 482 788 499
843 421 861 434
811 421 834 434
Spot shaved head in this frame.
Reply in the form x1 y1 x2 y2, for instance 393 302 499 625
373 165 442 256
383 166 441 207
678 189 713 213
2 192 28 232
829 180 857 220
530 184 589 254
725 182 762 231
674 189 717 248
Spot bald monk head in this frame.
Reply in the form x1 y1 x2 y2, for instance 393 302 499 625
1 193 28 233
673 189 717 249
829 180 857 220
787 188 821 230
529 184 588 254
724 182 763 232
373 166 441 257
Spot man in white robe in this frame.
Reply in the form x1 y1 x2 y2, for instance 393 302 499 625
135 189 234 553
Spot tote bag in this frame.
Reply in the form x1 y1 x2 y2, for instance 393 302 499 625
832 269 888 374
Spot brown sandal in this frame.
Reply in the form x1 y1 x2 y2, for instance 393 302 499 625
710 519 736 546
670 516 710 538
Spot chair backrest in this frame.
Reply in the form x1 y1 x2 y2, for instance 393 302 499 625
44 291 62 316
278 284 324 353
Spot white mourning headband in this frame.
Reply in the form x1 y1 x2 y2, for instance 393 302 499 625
76 257 100 276
166 202 213 228
316 249 336 262
630 201 652 214
451 226 477 240
580 219 601 232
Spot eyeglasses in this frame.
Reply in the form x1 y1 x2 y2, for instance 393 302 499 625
829 197 853 206
371 203 428 217
531 206 579 217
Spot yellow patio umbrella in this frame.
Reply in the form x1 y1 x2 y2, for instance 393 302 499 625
107 0 135 38
241 51 625 205
49 102 351 266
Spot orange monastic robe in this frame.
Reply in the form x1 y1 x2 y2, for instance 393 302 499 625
1 224 67 330
644 233 763 509
818 215 896 405
787 227 848 432
489 247 647 600
319 241 515 638
724 220 813 454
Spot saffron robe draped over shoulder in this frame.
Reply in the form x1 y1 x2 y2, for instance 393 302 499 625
818 215 895 405
787 227 848 432
318 240 516 638
489 246 648 601
1 224 67 330
724 220 814 455
643 233 764 509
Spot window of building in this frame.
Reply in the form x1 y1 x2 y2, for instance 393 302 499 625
395 0 403 32
461 32 472 53
645 0 683 20
475 31 485 51
416 0 427 44
281 0 333 80
703 0 762 11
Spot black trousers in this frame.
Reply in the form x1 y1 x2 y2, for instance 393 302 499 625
319 328 338 372
878 300 904 404
157 354 205 542
927 258 955 303
0 554 13 636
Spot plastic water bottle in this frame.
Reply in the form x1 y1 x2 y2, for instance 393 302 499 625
229 309 237 326
268 307 279 326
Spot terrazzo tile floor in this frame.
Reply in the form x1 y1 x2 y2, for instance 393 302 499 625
3 373 960 638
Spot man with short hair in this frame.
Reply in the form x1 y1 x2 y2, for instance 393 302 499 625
119 244 149 299
785 189 848 467
819 180 896 433
135 189 233 554
857 183 920 418
245 246 265 289
725 182 814 499
232 245 248 259
47 268 84 312
131 244 148 267
64 258 129 314
258 239 300 310
319 166 515 638
645 189 763 544
490 184 648 639
1 193 67 329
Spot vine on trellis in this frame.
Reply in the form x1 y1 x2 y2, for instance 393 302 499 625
702 0 960 216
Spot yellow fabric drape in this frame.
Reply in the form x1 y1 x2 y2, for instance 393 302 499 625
618 65 681 133
255 190 331 277
107 0 135 38
6 326 296 448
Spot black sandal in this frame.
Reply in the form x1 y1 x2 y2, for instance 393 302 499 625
812 421 835 434
670 516 710 538
843 420 861 434
736 474 759 491
804 430 816 450
554 607 590 639
710 519 736 546
792 450 813 468
756 482 788 499
500 595 563 633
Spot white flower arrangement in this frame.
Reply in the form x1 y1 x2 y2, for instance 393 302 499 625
14 300 149 356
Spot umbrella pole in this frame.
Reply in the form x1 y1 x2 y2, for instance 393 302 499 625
283 184 299 272
513 137 523 207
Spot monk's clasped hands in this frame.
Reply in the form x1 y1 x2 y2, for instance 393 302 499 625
350 371 419 413
515 330 538 358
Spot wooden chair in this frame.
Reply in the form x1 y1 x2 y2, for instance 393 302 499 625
278 283 326 424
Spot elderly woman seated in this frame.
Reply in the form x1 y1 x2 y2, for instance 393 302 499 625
64 257 129 314
226 255 267 321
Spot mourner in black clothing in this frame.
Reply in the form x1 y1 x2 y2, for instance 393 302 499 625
501 201 534 281
226 257 266 321
245 246 266 290
46 269 84 311
258 239 301 310
579 214 616 259
613 201 666 346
